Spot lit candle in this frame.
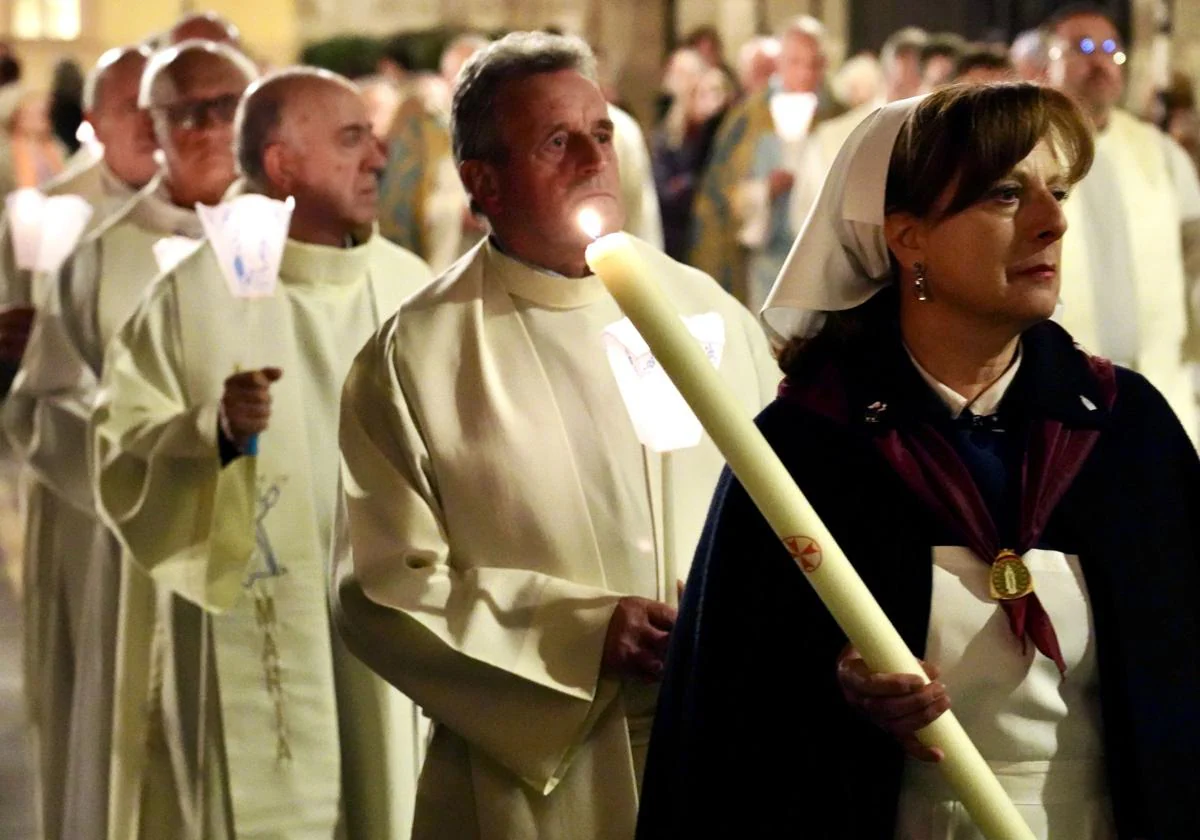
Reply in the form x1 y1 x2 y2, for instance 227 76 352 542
581 214 1036 840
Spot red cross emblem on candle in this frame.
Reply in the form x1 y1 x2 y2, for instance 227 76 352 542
784 536 823 573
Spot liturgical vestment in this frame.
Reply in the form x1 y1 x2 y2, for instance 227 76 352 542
332 239 778 840
93 233 433 840
0 156 153 840
1059 108 1198 441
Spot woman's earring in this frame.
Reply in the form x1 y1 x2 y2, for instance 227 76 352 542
913 262 930 302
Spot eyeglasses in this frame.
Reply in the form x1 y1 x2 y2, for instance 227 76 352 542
1050 37 1127 66
153 93 241 131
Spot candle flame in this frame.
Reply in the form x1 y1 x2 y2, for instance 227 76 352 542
577 208 603 240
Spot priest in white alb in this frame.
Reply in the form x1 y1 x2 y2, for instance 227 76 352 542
92 67 434 839
0 44 160 840
43 38 257 840
0 46 159 378
1047 7 1200 440
332 32 778 840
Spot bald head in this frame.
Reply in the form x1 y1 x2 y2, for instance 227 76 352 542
168 12 240 47
143 41 258 207
85 45 151 112
235 69 359 189
235 68 384 244
86 46 158 188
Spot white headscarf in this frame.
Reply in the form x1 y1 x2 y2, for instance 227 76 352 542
760 95 924 344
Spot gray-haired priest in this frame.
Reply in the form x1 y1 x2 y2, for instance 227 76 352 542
332 31 779 839
91 68 433 839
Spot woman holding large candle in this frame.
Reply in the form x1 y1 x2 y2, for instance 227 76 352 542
638 84 1200 839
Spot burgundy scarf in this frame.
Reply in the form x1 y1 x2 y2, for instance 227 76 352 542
781 350 1118 675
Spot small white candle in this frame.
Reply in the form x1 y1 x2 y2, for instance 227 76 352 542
582 221 1036 840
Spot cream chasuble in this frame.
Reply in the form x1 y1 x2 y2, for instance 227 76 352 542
93 233 433 840
1058 109 1197 441
0 158 156 840
332 240 778 840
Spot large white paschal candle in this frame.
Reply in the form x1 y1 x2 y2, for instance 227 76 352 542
579 210 1036 840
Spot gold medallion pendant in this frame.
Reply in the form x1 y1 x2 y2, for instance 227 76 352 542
989 550 1034 601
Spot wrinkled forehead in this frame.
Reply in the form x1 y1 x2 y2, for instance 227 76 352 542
497 69 608 131
281 78 368 135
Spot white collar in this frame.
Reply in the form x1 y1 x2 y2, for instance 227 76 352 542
905 345 1023 419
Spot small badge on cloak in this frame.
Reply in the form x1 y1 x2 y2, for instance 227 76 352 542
864 401 889 424
989 549 1035 601
196 193 294 299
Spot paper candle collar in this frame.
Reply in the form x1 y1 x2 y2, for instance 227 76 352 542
196 194 294 299
769 92 818 142
604 312 725 453
5 188 94 274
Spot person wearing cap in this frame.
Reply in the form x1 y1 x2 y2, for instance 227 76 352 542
331 31 776 840
639 84 1200 838
93 66 433 840
1046 4 1200 442
691 15 844 308
0 43 159 840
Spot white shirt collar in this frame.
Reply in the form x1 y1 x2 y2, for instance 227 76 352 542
904 345 1023 419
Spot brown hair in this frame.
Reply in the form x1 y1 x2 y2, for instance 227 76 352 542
780 82 1094 377
886 82 1093 220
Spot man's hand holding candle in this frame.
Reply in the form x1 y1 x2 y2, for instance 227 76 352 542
601 596 677 683
219 367 283 453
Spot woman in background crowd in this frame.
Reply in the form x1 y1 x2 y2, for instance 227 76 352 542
653 57 733 260
0 87 64 195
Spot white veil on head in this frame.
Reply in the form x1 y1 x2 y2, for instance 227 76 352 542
760 95 925 345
